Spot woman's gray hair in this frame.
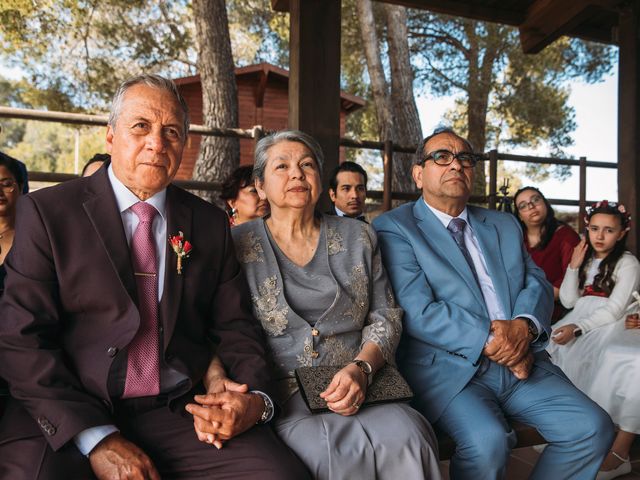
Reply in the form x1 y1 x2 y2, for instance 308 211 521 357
253 130 324 182
108 74 190 139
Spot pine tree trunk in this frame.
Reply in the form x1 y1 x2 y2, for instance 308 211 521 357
384 4 422 193
192 0 239 204
464 22 492 200
355 0 393 143
467 90 489 199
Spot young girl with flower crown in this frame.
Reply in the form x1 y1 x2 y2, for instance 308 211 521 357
547 200 640 480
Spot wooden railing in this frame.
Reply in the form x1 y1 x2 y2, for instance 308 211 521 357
0 106 618 227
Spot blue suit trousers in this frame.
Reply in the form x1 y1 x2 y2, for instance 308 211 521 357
435 359 614 480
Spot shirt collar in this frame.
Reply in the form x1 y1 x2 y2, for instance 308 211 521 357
107 164 167 219
422 198 469 229
334 205 363 219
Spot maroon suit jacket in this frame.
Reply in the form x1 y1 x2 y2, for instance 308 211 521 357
0 167 271 451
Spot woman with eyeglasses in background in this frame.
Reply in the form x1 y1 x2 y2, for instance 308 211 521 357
0 152 25 296
513 186 580 323
0 152 25 415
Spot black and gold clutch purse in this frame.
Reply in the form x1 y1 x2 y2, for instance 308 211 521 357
294 364 414 414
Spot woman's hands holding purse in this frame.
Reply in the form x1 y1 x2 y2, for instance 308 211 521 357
320 363 368 416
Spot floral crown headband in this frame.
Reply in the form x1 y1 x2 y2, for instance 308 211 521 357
584 200 632 231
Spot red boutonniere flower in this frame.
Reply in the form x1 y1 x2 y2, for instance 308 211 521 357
169 231 192 275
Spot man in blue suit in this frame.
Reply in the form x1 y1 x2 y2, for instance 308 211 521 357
373 128 613 479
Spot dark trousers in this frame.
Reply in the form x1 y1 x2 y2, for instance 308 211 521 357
0 397 310 480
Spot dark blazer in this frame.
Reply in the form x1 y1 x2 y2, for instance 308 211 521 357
0 167 271 451
325 205 368 223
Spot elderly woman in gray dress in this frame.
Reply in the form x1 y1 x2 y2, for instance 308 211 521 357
231 130 441 480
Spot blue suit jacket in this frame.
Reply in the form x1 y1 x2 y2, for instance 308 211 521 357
373 200 556 423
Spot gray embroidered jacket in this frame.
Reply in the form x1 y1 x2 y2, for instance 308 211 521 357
232 214 403 402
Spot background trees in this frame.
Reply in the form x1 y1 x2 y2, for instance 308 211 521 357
408 11 615 189
0 0 616 198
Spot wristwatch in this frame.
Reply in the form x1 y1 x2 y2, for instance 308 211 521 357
573 327 583 338
350 359 373 385
526 319 539 340
251 391 274 424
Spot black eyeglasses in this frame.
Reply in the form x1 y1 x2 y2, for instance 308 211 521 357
0 179 17 193
421 150 480 168
516 195 543 211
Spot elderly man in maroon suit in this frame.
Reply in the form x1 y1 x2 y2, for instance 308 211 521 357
0 75 308 479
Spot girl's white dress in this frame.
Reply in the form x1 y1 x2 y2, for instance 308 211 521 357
547 252 640 434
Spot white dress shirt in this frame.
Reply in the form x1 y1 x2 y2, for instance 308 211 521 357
423 200 541 340
74 165 167 455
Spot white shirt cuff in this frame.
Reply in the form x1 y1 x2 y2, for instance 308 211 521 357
74 425 119 456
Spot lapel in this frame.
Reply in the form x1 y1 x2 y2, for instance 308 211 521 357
82 166 138 305
160 184 191 350
467 207 512 317
413 200 485 306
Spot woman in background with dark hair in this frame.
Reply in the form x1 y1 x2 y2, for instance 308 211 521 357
219 165 269 226
514 186 580 322
0 152 25 295
0 152 25 413
547 200 640 480
81 152 110 177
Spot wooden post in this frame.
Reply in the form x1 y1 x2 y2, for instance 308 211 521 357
488 149 498 210
618 4 640 255
578 156 587 232
288 0 342 212
252 125 264 156
383 140 393 211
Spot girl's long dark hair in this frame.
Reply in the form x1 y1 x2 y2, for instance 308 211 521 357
579 201 630 295
513 186 562 250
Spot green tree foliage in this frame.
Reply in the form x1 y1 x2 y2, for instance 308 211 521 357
0 75 105 174
0 0 293 112
1 0 196 110
0 76 28 148
2 1 616 189
408 13 616 182
226 0 288 67
6 121 105 174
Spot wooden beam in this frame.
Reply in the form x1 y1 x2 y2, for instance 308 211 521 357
618 3 640 255
254 69 268 108
376 0 525 25
571 24 617 45
519 0 623 53
270 0 289 12
519 1 596 53
274 0 524 25
275 0 619 47
288 0 342 211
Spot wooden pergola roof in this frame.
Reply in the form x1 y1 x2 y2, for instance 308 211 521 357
375 0 622 53
271 0 640 253
274 0 624 52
